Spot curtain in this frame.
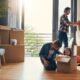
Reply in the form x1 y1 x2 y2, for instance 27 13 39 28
8 0 22 29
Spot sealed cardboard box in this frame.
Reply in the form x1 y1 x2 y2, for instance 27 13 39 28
0 25 11 30
56 55 77 73
0 37 1 44
74 45 80 55
10 30 24 44
1 45 24 63
0 30 9 44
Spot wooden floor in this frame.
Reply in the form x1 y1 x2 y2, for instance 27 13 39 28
0 57 80 80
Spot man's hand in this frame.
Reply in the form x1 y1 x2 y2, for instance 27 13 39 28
43 60 49 67
41 57 49 67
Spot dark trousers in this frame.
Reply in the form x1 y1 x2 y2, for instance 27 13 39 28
58 31 68 48
40 58 57 70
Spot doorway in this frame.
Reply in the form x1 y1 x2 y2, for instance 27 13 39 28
24 0 53 57
59 0 71 41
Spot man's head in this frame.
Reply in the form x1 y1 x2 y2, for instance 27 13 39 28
51 40 62 50
64 7 71 15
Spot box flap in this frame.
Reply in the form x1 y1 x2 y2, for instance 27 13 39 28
55 55 71 63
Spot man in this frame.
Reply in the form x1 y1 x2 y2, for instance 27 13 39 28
39 40 62 70
58 7 75 48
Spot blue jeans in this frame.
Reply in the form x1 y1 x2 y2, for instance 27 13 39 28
40 58 57 70
46 59 57 70
58 31 68 48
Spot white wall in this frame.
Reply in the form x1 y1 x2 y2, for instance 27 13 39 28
24 0 53 34
77 0 80 21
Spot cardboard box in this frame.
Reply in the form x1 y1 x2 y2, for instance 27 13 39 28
56 56 77 73
0 25 11 30
0 30 9 44
1 45 24 63
0 56 1 68
56 55 71 63
10 30 24 44
74 45 80 55
0 36 1 44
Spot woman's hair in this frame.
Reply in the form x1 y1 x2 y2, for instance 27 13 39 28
63 48 72 56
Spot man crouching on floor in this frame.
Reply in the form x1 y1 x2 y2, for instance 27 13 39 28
39 40 62 71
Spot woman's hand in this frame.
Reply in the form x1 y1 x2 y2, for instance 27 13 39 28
71 21 80 27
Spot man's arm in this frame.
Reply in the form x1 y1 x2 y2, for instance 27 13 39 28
39 44 48 61
39 43 50 67
39 44 45 57
60 16 71 27
60 15 75 27
41 57 49 67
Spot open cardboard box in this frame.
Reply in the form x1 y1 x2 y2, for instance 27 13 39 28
56 55 77 73
56 55 71 63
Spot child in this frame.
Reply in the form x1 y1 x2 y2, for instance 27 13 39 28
63 48 72 57
56 48 72 63
57 48 77 73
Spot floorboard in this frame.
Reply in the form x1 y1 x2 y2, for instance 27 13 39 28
0 57 80 80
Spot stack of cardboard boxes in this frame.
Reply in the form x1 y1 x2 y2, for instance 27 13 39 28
0 25 24 63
